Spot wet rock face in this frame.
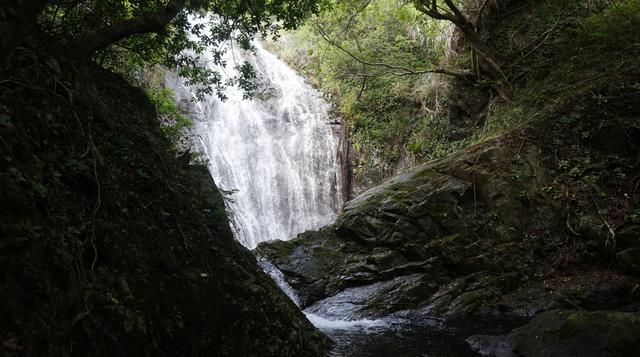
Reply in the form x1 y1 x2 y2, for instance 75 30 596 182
468 310 640 357
258 140 558 316
336 170 475 254
258 135 640 319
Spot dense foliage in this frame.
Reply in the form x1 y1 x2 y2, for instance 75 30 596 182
270 0 460 186
145 86 193 151
271 0 640 189
36 0 321 99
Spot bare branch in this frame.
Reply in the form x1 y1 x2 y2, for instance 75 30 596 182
414 0 508 82
442 0 466 21
342 0 373 36
315 25 474 80
414 1 456 22
478 0 491 18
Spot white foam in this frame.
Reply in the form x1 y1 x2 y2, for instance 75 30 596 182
304 313 388 331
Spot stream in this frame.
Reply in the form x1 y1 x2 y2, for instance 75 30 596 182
261 260 521 356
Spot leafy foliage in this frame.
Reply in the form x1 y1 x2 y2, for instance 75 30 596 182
270 0 456 184
145 86 193 151
576 0 640 51
38 0 320 98
271 0 640 192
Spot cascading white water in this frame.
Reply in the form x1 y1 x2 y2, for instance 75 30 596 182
259 258 390 332
166 29 394 337
166 40 342 249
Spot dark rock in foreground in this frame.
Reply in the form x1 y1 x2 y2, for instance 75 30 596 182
468 310 640 357
0 47 328 356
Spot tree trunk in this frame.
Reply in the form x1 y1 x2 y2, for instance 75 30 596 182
414 0 507 82
72 0 186 58
455 20 507 82
0 0 50 63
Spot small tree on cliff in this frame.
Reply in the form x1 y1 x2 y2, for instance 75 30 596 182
1 0 320 97
412 0 508 82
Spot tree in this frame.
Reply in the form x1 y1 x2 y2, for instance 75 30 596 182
306 0 474 83
0 0 50 63
2 0 320 97
411 0 507 82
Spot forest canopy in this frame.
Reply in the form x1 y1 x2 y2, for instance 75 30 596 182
3 1 502 99
3 0 503 98
13 0 321 98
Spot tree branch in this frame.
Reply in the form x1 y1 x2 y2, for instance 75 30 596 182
342 0 373 36
442 0 466 22
477 0 491 20
315 25 474 80
72 0 187 58
414 0 508 82
413 1 456 22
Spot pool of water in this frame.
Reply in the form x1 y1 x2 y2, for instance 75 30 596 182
313 314 522 357
262 263 522 356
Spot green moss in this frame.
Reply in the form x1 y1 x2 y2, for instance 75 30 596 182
509 310 640 357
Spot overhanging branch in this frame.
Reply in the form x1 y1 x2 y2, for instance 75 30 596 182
72 0 187 58
413 0 508 82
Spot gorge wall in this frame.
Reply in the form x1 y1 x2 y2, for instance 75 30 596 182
0 43 328 356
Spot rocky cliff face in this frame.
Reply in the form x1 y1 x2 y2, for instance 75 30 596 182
257 127 640 318
0 45 328 356
255 0 640 348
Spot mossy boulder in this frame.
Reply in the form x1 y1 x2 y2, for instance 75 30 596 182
468 310 640 357
258 139 564 316
258 128 640 318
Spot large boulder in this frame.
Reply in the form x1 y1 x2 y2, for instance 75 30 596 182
258 134 640 318
258 140 559 316
468 310 640 357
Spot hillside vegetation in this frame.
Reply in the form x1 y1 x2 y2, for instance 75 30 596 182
271 0 640 194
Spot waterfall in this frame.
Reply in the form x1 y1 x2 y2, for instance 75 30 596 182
258 260 301 306
166 40 342 249
259 258 389 331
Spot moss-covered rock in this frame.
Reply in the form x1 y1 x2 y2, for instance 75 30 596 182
258 125 640 318
258 138 562 316
468 310 640 357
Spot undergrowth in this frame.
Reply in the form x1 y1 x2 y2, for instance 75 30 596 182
145 86 193 153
